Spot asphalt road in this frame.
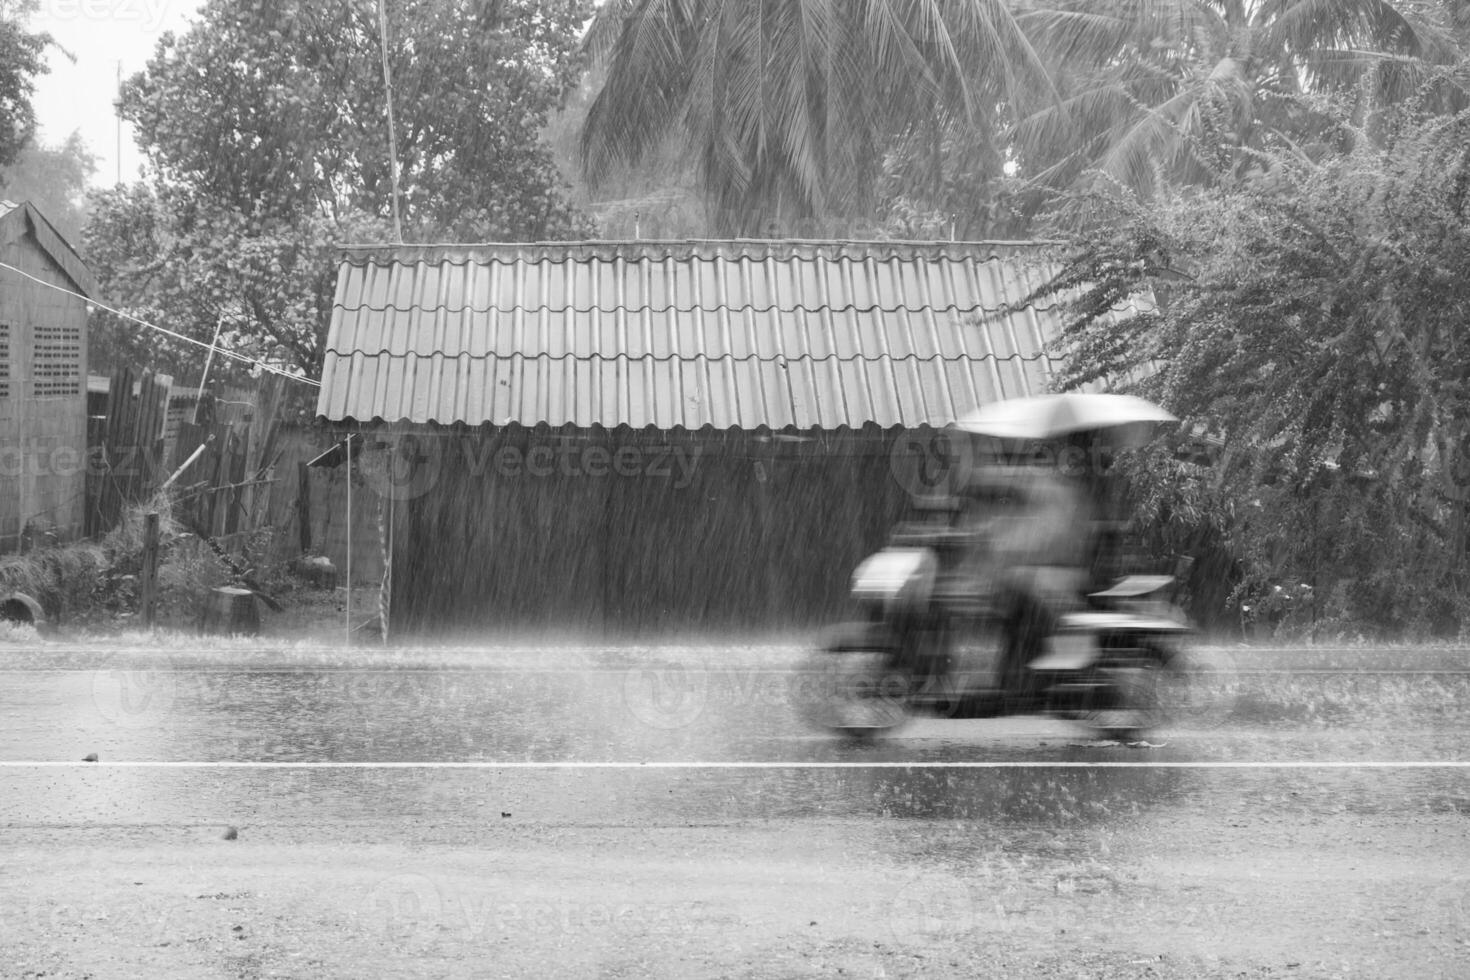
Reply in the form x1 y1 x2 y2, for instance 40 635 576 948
2 640 1468 979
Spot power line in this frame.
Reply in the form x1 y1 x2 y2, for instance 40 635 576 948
0 259 320 388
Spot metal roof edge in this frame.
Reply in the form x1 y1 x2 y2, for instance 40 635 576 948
335 237 1070 250
330 238 1070 265
310 416 933 434
318 350 1060 364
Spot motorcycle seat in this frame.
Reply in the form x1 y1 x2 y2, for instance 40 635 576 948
1089 575 1176 599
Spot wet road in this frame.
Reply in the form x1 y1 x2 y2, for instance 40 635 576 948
3 642 1469 979
6 643 1470 762
2 641 1469 835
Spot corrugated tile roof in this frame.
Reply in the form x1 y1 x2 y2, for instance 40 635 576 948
318 239 1119 429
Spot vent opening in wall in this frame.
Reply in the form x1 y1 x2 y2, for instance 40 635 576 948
0 323 9 399
32 324 81 397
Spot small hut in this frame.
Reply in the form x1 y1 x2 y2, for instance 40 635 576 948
0 201 98 552
315 239 1101 637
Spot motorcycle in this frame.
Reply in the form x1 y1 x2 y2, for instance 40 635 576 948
799 396 1201 742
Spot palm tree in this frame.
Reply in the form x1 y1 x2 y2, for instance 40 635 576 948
578 0 1467 237
1012 0 1467 203
578 0 1053 236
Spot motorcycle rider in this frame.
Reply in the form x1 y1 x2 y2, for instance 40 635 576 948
960 453 1099 700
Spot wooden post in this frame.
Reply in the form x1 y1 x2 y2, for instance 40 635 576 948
211 424 232 538
345 435 353 646
296 461 312 553
224 422 247 536
379 492 391 645
140 511 159 628
602 431 612 638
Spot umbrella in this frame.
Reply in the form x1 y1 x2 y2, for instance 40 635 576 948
954 393 1176 444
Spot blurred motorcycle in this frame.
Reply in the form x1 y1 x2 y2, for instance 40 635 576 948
798 394 1199 741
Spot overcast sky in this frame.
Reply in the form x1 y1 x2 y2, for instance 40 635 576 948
29 0 202 187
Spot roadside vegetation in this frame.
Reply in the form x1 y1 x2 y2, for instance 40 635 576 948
0 491 311 636
1036 99 1470 641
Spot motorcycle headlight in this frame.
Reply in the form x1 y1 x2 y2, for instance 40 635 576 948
851 547 937 609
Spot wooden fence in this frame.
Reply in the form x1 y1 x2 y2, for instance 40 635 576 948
85 366 170 536
85 370 289 551
166 374 287 542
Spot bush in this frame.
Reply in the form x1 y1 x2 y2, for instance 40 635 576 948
0 543 107 620
1035 100 1470 640
0 488 289 630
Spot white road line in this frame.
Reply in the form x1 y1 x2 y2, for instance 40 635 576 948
5 668 1470 675
1 761 1468 769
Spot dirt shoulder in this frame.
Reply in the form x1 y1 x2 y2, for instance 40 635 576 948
3 803 1467 980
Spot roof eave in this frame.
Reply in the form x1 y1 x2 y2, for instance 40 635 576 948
0 201 100 298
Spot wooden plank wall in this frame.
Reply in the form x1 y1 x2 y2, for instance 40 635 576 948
389 425 918 636
252 423 387 584
165 375 285 544
84 373 288 553
85 366 169 536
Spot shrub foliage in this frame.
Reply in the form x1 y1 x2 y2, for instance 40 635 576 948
1037 102 1470 638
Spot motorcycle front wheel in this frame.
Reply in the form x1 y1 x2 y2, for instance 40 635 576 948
1071 641 1185 742
794 624 914 739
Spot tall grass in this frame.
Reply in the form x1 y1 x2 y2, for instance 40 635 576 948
0 542 107 619
0 489 227 625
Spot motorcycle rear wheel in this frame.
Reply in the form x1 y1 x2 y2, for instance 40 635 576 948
795 626 914 739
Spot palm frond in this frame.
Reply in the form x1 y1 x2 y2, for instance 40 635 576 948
1258 0 1458 65
1096 78 1213 194
580 0 642 65
579 0 696 182
1020 0 1227 65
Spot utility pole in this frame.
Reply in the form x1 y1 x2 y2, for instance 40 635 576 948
115 61 122 185
378 0 404 243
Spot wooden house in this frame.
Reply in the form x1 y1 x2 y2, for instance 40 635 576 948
313 239 1124 636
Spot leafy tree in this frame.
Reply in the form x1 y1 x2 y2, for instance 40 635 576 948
0 0 48 170
86 0 594 384
121 0 592 237
84 183 388 385
0 132 97 242
578 0 1052 237
1035 96 1470 637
